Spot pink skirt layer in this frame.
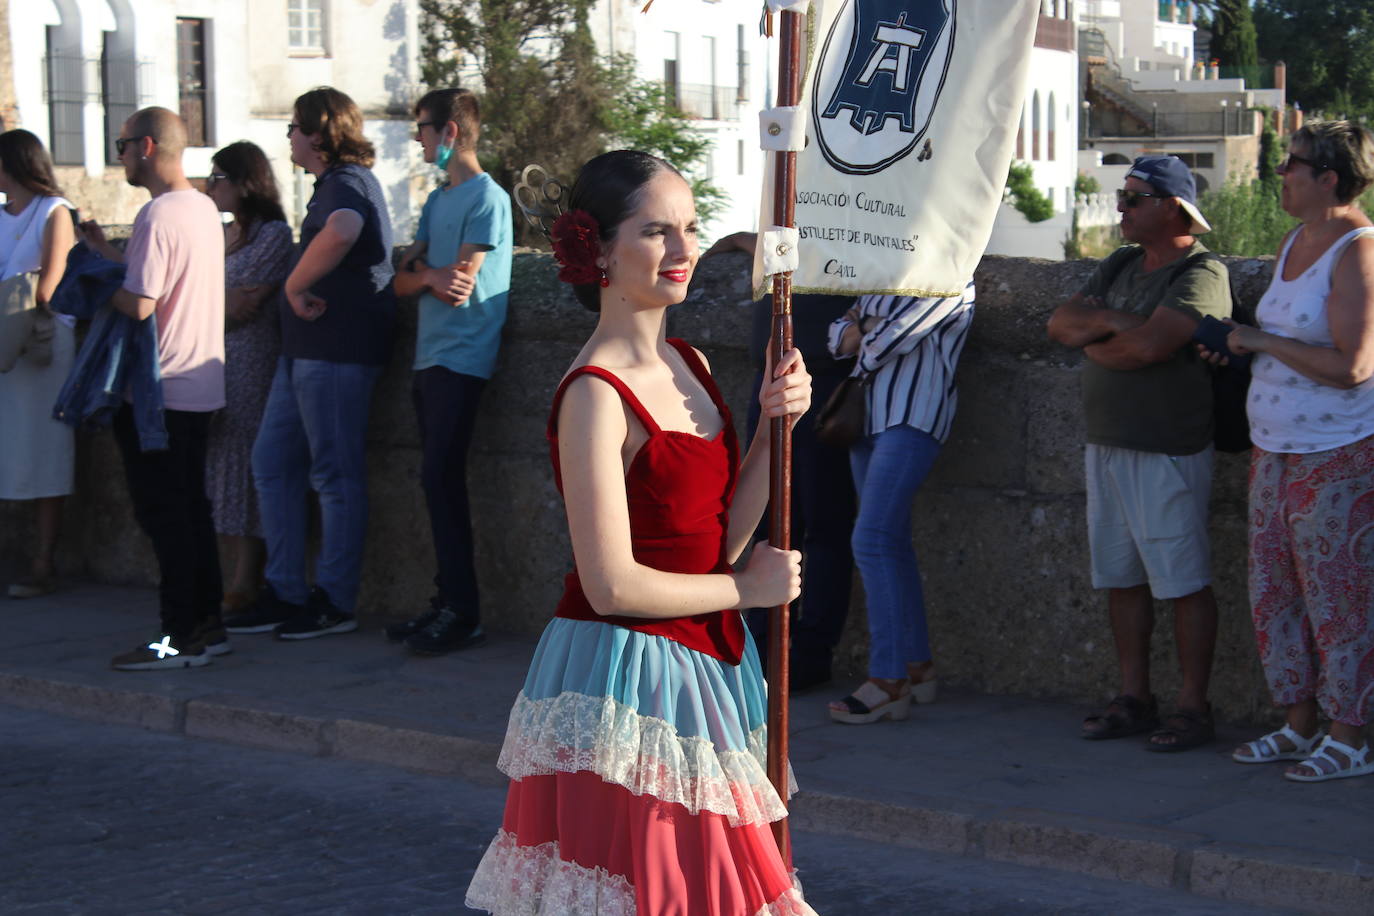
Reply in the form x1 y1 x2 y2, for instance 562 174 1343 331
468 770 813 915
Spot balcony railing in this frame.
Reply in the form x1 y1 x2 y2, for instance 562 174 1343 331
1034 15 1074 52
1083 108 1250 139
670 83 740 121
1158 0 1192 23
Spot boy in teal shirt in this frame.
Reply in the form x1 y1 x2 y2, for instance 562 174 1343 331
390 88 512 654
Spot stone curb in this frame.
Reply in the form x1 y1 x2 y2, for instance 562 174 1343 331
3 670 1369 914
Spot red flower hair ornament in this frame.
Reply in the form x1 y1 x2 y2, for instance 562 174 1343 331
550 210 606 287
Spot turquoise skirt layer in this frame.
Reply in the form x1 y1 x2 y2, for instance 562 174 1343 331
519 617 768 754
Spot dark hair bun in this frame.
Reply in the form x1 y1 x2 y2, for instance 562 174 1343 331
566 150 681 312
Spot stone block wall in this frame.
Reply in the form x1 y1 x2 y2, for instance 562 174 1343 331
1 249 1286 723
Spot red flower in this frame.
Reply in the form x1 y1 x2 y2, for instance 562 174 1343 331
550 210 602 285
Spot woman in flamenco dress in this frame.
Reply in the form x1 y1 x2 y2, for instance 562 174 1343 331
465 150 817 915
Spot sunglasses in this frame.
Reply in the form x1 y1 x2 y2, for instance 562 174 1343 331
207 172 229 187
286 122 301 138
1116 189 1165 207
1278 152 1329 173
415 120 437 133
114 135 148 155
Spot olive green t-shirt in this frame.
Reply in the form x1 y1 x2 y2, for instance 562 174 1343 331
1079 242 1232 455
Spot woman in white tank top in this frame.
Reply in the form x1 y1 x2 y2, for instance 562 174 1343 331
0 129 76 599
1212 121 1374 784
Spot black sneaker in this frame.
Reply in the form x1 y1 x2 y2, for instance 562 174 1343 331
192 615 233 657
224 585 299 634
384 597 443 642
111 633 210 671
404 607 485 656
274 587 358 640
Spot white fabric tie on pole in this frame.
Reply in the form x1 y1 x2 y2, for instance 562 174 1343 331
760 227 800 276
759 107 807 152
765 0 810 11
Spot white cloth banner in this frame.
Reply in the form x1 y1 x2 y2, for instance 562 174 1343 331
754 0 1039 297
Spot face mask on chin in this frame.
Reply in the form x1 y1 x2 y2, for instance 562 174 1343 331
435 140 455 170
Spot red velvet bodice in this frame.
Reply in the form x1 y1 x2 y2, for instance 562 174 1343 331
546 338 745 665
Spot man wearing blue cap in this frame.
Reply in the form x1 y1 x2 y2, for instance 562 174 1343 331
1048 155 1232 752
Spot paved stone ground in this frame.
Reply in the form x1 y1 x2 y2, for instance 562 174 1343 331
2 707 1298 916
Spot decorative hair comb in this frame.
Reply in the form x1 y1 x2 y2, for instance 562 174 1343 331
513 164 568 238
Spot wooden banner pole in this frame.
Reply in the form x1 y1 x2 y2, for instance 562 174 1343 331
765 6 802 860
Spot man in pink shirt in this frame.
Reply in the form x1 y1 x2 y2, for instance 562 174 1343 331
85 107 227 670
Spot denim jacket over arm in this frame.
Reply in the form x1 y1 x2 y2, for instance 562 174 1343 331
49 243 167 451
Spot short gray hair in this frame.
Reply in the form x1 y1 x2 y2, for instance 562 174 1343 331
1291 120 1374 204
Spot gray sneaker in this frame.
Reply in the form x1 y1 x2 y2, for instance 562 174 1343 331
8 575 55 599
225 585 299 634
192 617 232 657
111 634 211 671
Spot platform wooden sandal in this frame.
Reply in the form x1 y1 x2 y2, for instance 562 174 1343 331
829 680 912 725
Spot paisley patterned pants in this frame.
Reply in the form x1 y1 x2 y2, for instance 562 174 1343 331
1248 436 1374 726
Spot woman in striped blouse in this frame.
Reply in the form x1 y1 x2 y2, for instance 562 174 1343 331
826 282 976 724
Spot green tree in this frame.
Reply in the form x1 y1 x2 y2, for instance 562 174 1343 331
1257 119 1282 191
1207 0 1259 70
419 0 723 246
1253 0 1374 118
599 58 725 226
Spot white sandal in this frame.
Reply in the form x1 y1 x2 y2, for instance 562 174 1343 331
829 680 911 725
906 663 938 705
1232 724 1325 764
1283 735 1374 783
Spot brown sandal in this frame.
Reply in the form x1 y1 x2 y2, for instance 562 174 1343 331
1145 705 1214 753
1082 694 1159 740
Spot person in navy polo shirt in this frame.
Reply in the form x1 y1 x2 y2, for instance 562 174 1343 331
226 87 396 641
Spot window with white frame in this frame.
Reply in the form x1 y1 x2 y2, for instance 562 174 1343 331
177 18 212 148
663 31 681 109
288 0 326 55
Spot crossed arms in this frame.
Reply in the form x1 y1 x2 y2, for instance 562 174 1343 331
1047 291 1199 370
395 241 489 306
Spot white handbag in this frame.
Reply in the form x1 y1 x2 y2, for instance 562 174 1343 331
0 200 52 372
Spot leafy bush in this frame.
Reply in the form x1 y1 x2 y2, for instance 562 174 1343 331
1198 179 1295 256
1074 172 1101 199
1005 162 1054 222
1201 178 1374 257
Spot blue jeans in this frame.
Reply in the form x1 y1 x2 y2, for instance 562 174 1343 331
850 425 941 679
252 357 381 612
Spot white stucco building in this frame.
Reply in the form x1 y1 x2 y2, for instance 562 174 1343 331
985 0 1082 259
5 0 424 233
588 0 770 242
1077 0 1282 200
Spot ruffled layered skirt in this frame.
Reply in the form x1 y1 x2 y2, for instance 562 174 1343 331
466 618 815 915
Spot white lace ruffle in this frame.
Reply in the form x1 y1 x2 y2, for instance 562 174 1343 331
761 883 821 916
465 829 819 916
466 829 635 916
497 691 797 827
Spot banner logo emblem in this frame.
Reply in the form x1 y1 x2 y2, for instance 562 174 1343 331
813 0 956 175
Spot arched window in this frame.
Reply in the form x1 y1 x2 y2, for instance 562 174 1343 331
1048 91 1057 161
1031 91 1041 160
1102 152 1131 165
